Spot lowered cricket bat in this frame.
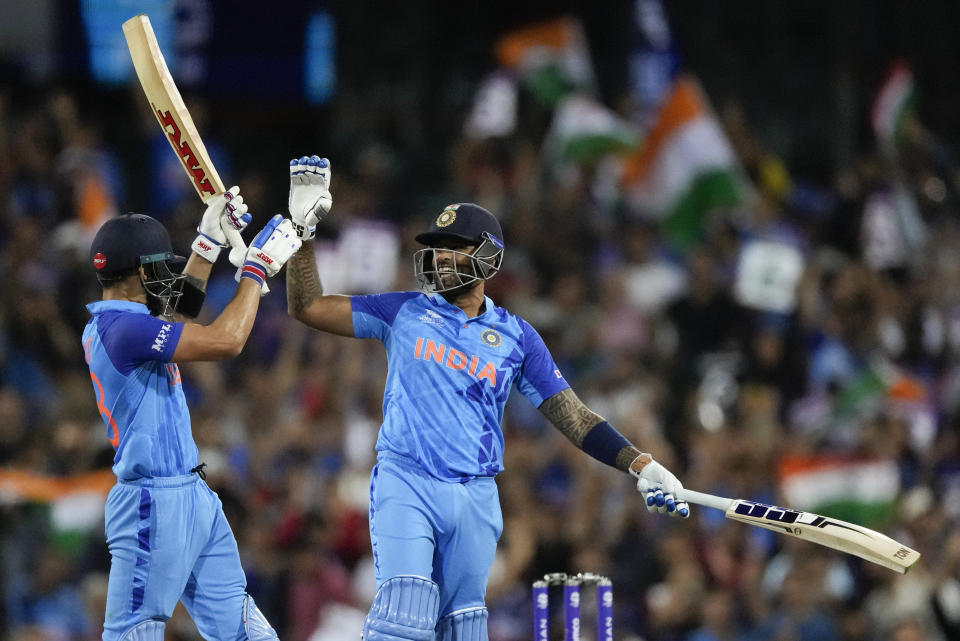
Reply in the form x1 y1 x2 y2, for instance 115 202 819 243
122 14 246 266
678 488 920 573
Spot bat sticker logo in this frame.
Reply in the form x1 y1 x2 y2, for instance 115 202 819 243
154 107 216 196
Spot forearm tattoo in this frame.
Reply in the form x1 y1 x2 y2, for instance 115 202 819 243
285 243 324 315
538 388 603 446
616 446 643 473
538 388 642 473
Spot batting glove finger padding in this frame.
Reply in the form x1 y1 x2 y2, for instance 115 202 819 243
222 190 251 232
192 186 243 263
288 155 332 240
238 215 302 290
630 455 690 518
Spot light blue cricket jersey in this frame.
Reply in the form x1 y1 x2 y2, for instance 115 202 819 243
352 291 570 482
82 300 195 481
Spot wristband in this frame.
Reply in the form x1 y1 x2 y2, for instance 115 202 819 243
172 276 206 318
581 421 633 468
239 260 266 288
191 232 223 263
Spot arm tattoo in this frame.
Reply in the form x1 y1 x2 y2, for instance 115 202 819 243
538 388 643 473
616 446 643 473
285 242 324 315
538 388 603 447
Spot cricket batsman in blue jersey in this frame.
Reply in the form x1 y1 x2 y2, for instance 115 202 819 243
284 156 690 641
83 190 301 641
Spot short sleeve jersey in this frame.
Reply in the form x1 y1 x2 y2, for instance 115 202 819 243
352 291 570 482
82 300 196 480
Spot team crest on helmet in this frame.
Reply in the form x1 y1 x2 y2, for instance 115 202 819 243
481 329 502 347
93 253 106 270
436 206 458 228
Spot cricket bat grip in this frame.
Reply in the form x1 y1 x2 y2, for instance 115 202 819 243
676 488 734 512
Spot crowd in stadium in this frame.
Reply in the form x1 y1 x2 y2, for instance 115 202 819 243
3 4 960 641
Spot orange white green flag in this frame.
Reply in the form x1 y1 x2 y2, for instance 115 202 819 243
871 60 916 153
621 75 748 250
778 454 901 527
495 16 595 108
546 94 642 162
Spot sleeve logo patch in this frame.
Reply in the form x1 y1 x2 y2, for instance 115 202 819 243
152 323 173 352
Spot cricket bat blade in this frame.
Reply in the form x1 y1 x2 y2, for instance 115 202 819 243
678 488 920 574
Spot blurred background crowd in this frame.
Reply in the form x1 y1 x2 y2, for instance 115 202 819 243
2 1 960 640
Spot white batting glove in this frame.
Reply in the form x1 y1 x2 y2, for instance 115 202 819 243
237 214 302 292
190 186 251 263
288 155 332 240
629 453 690 518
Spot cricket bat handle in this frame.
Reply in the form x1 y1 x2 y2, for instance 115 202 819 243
676 488 733 511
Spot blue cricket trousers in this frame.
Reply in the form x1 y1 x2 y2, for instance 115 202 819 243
369 452 504 617
102 473 247 641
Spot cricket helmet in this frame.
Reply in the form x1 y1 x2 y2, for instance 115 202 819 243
413 203 504 293
90 213 186 316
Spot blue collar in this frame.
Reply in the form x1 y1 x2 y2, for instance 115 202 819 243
427 292 496 320
86 300 151 315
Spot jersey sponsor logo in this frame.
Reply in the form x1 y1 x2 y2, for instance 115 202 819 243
414 337 497 386
418 309 445 327
152 323 173 352
481 329 502 347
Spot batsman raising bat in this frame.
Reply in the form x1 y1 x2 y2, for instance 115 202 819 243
284 155 688 641
82 193 300 641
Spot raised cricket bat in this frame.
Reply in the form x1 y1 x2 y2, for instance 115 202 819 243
122 14 246 266
678 488 920 573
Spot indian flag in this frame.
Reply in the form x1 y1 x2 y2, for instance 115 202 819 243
546 94 641 162
621 75 747 250
495 17 595 108
0 467 114 554
871 60 915 151
779 455 900 527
